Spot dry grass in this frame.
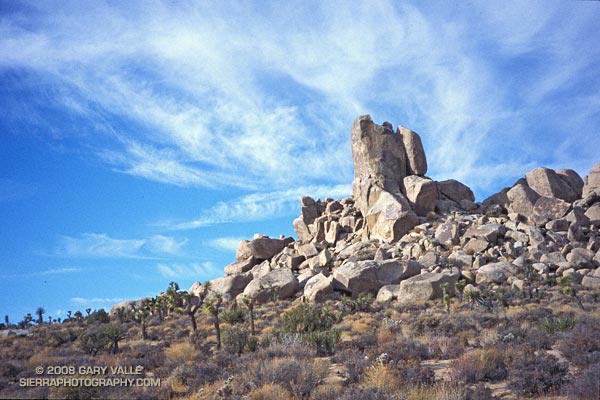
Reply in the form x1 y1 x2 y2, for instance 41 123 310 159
165 341 198 364
361 362 402 392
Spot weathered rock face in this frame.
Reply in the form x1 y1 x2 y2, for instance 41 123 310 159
397 126 428 176
113 116 600 315
525 167 580 203
350 115 424 242
365 191 418 243
351 115 407 215
397 271 458 302
403 175 438 216
506 182 540 218
583 163 600 199
208 274 253 301
243 268 299 303
302 273 337 302
237 236 293 260
437 179 475 204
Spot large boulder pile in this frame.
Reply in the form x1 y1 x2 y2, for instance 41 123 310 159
174 116 600 307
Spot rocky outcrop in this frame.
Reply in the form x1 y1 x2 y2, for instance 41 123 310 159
397 270 459 302
397 125 428 176
351 115 419 241
243 268 299 303
582 163 600 199
403 176 438 216
114 117 600 314
526 167 580 203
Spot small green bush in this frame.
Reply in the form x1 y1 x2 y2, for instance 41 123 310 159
221 326 249 355
304 329 341 356
281 303 336 334
542 316 576 335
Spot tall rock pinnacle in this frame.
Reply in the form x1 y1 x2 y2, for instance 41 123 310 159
351 115 428 242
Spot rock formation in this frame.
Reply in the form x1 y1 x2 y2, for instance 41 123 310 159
116 117 599 311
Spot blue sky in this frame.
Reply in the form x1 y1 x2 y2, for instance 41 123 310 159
1 1 599 324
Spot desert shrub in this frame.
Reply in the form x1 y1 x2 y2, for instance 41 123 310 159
403 382 467 400
563 362 600 399
222 326 249 355
340 293 374 315
165 341 197 364
127 342 165 370
259 333 314 360
407 312 478 338
332 348 371 383
466 383 495 400
189 328 211 352
221 307 246 325
249 383 291 400
243 357 328 398
542 315 576 335
557 322 600 367
86 309 110 324
304 329 341 356
361 362 402 393
350 332 378 351
337 387 400 400
281 303 336 333
166 364 203 395
450 347 508 383
79 328 107 355
48 328 78 347
48 374 101 399
397 362 435 387
310 384 344 400
373 336 431 363
426 335 465 359
508 351 569 396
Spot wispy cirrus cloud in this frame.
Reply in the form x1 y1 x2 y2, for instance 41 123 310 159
208 237 245 253
1 1 599 200
71 297 127 306
167 184 351 230
157 262 220 280
53 233 187 259
0 267 82 279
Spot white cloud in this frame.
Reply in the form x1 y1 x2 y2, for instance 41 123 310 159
1 2 599 199
208 237 244 253
144 235 188 255
55 233 146 258
156 262 220 280
71 297 126 306
0 267 82 279
54 233 187 258
169 183 351 230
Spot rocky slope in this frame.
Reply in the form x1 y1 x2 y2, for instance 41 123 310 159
139 115 600 310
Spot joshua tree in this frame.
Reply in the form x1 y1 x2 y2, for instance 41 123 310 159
149 296 165 324
165 281 181 316
21 313 33 328
181 292 203 332
242 295 256 336
558 275 585 311
204 292 223 349
74 311 84 324
455 279 467 303
85 308 92 318
131 301 151 340
36 307 45 325
4 315 9 328
99 324 128 354
66 310 72 321
441 283 451 313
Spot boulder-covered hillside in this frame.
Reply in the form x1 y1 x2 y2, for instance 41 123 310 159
116 115 600 311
